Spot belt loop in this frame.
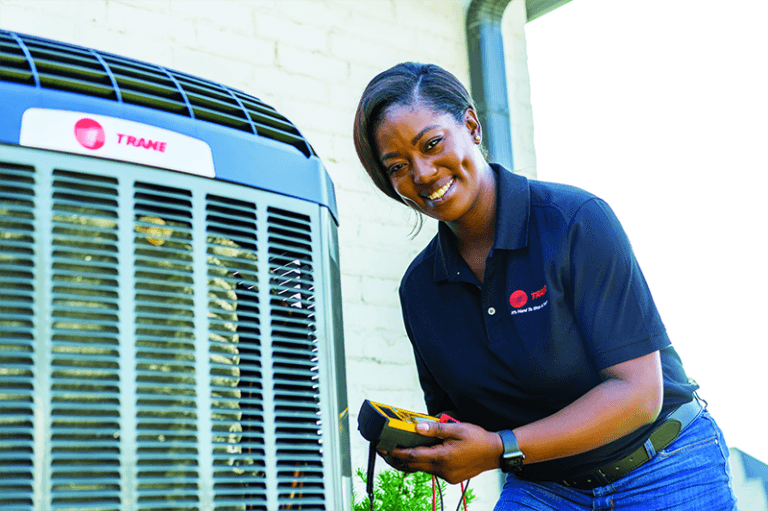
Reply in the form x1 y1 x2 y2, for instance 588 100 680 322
693 390 708 410
643 437 656 460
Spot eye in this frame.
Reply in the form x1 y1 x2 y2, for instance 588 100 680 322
425 137 442 151
387 162 406 175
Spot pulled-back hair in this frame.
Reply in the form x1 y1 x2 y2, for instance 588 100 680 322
353 62 477 204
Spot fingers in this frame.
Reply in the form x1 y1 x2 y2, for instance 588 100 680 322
386 454 415 473
374 423 472 476
387 447 443 475
384 423 502 483
381 422 464 473
415 420 461 439
378 450 416 473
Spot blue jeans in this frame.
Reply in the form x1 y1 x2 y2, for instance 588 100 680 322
494 411 737 510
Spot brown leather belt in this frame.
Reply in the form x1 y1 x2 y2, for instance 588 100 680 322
560 397 704 490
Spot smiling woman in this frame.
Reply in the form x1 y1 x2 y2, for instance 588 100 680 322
374 105 494 225
352 62 738 510
354 63 479 204
353 63 497 281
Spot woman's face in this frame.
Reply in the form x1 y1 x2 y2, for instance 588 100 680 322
374 102 493 225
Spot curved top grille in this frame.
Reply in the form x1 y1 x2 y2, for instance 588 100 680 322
0 30 315 158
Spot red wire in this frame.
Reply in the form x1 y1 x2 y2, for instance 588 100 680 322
431 474 472 510
432 474 436 511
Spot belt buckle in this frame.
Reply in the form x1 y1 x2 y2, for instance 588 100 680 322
562 469 609 490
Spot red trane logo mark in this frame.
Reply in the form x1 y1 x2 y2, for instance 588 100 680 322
509 290 528 309
531 285 547 300
74 118 106 150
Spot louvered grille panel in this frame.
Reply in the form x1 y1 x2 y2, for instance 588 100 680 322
49 169 122 511
205 194 267 511
26 38 115 100
0 33 33 85
0 147 341 510
177 75 252 134
103 55 190 116
267 207 325 510
1 29 317 157
133 182 200 510
0 162 36 511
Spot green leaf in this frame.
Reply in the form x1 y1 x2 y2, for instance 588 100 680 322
351 467 477 511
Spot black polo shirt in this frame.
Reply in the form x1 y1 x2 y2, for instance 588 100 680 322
399 164 698 480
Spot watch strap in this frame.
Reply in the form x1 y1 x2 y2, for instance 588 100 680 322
498 429 525 473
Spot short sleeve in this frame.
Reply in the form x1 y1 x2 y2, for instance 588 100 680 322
568 199 670 370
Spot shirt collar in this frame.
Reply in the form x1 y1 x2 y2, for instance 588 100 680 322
433 163 530 282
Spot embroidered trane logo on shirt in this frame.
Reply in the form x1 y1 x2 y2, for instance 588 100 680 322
509 285 548 315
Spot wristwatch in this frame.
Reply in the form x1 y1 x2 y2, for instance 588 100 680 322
497 429 525 473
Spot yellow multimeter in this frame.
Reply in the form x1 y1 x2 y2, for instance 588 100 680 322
357 399 443 452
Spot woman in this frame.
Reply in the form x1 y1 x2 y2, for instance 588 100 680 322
353 62 737 510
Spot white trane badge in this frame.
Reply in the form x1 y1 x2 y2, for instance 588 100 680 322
19 108 215 178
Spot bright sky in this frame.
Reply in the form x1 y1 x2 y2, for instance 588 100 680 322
525 0 768 463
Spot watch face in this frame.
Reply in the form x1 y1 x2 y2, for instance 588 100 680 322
502 452 524 473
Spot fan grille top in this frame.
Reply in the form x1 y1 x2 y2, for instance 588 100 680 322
0 30 315 158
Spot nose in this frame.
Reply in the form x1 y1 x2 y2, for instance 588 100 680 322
412 157 437 184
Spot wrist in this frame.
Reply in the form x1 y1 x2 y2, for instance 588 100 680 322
497 429 525 473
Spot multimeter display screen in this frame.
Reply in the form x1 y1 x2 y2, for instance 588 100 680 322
382 407 400 419
386 405 439 424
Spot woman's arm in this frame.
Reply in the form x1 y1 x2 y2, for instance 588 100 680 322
384 350 663 484
514 350 663 464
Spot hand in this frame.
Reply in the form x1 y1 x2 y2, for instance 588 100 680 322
381 421 503 484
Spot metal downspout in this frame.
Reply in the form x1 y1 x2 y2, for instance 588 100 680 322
466 0 514 170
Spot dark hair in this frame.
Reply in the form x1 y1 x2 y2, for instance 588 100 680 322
353 62 477 204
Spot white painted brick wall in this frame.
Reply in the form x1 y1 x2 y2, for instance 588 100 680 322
504 0 539 179
0 0 538 507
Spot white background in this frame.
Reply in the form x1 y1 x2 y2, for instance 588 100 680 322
526 0 768 462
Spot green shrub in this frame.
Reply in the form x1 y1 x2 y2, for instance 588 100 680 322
352 467 475 511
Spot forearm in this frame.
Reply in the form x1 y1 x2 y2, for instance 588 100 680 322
514 371 662 465
388 353 662 482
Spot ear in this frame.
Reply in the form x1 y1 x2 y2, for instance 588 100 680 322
463 108 482 142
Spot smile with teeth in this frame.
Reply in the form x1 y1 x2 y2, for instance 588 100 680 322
425 177 454 201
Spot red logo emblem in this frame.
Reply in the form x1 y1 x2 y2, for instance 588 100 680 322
509 290 528 309
74 118 106 150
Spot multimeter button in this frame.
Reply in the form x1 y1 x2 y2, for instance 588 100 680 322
488 307 496 315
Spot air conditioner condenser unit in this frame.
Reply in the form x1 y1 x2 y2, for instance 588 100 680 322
0 29 351 511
